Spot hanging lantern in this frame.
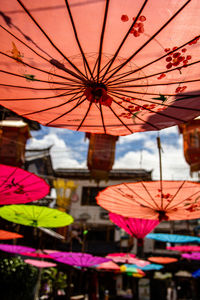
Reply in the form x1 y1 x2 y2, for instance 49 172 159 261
86 133 118 182
53 179 77 212
179 119 200 173
0 120 30 167
53 179 77 237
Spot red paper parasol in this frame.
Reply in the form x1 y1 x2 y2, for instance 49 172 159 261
0 1 200 135
0 164 50 205
21 251 52 259
0 229 23 240
24 259 57 268
167 245 200 252
148 256 178 264
96 181 200 221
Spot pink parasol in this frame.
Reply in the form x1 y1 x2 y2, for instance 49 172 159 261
0 229 23 240
109 212 160 239
106 253 149 266
49 252 110 267
148 256 178 264
167 245 200 252
181 252 200 260
0 164 50 205
24 259 57 268
0 243 35 254
97 181 200 221
96 261 120 271
105 253 136 263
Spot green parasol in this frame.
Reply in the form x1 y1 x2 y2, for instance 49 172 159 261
0 205 74 228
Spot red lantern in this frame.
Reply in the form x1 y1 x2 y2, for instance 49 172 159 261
179 119 200 172
86 133 118 182
0 120 30 167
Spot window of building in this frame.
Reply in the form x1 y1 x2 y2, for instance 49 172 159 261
81 186 106 206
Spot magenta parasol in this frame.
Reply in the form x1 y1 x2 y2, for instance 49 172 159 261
49 252 110 267
0 243 35 254
167 245 200 252
181 252 200 260
0 164 50 205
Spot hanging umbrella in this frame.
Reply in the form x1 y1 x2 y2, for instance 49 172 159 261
0 229 23 240
20 250 52 259
0 164 50 205
120 264 145 275
109 212 160 256
146 233 200 243
109 212 160 238
97 181 200 221
0 1 200 136
24 259 57 268
49 252 110 267
105 253 136 263
192 269 200 278
137 263 164 271
0 243 35 254
181 252 200 260
96 261 120 271
0 204 74 227
148 256 178 264
106 253 149 267
167 245 200 252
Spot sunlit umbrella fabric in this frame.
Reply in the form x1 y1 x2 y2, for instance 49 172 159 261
97 181 200 221
50 252 110 267
167 245 200 252
0 204 74 227
0 164 50 205
0 229 23 240
109 212 160 238
148 256 178 264
147 233 200 243
0 243 35 254
25 259 57 268
181 252 200 260
0 1 200 136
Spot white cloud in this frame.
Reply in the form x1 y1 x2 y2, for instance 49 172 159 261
114 135 198 181
27 133 86 169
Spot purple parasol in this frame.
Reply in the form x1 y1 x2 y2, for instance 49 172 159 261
49 252 110 267
0 243 35 254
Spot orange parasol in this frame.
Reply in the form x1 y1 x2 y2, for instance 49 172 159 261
0 229 23 240
148 256 178 264
0 1 200 135
96 180 200 221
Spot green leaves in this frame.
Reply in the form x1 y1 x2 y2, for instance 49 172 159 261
152 94 167 102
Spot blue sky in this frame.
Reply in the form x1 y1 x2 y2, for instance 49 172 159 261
27 125 198 181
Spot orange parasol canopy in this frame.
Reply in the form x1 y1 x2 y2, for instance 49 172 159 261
148 256 178 264
0 1 200 135
0 229 23 240
96 181 200 221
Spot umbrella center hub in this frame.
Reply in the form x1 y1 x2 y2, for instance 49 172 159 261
84 82 113 107
156 210 169 221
